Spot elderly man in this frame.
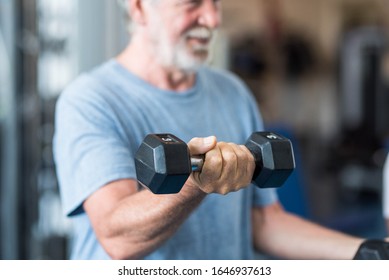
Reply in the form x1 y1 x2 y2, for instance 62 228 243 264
54 0 368 260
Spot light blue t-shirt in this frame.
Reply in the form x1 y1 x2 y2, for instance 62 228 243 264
53 60 278 260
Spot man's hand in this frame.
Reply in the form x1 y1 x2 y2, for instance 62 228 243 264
187 136 255 195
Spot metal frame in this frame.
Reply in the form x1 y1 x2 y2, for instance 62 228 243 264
0 0 20 260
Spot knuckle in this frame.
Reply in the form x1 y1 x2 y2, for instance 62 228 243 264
220 190 228 195
237 150 248 163
239 146 251 159
218 186 229 195
223 149 237 163
207 154 222 167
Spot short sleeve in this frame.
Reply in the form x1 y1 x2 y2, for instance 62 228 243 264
53 77 136 216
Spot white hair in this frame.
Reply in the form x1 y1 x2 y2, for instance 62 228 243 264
116 0 159 33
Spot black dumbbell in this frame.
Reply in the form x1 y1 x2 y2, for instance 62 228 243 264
353 240 389 260
135 132 295 194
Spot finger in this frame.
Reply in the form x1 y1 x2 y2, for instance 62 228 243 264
218 142 238 181
201 143 223 182
237 145 255 185
217 143 253 192
187 136 217 156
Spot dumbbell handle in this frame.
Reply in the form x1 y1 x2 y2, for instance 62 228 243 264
191 150 256 172
191 155 204 172
190 150 255 172
190 150 256 173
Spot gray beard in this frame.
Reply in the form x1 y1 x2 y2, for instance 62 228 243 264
151 30 217 73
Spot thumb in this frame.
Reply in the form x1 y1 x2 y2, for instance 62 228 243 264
187 136 217 155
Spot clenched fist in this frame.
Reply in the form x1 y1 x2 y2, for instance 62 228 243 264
186 136 255 195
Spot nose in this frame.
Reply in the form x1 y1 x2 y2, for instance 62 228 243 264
198 0 221 29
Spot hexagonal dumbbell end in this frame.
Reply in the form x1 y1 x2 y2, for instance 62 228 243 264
135 134 192 194
245 132 295 188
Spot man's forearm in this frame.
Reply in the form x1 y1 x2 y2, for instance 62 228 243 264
252 203 363 260
94 183 206 259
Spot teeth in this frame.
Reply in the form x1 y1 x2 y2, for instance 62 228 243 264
192 45 209 52
187 27 212 40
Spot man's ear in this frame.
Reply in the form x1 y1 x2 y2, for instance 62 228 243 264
129 0 147 25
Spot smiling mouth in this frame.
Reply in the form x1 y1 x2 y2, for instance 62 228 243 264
187 36 211 46
185 27 213 45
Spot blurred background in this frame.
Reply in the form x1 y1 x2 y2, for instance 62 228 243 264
1 0 389 259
